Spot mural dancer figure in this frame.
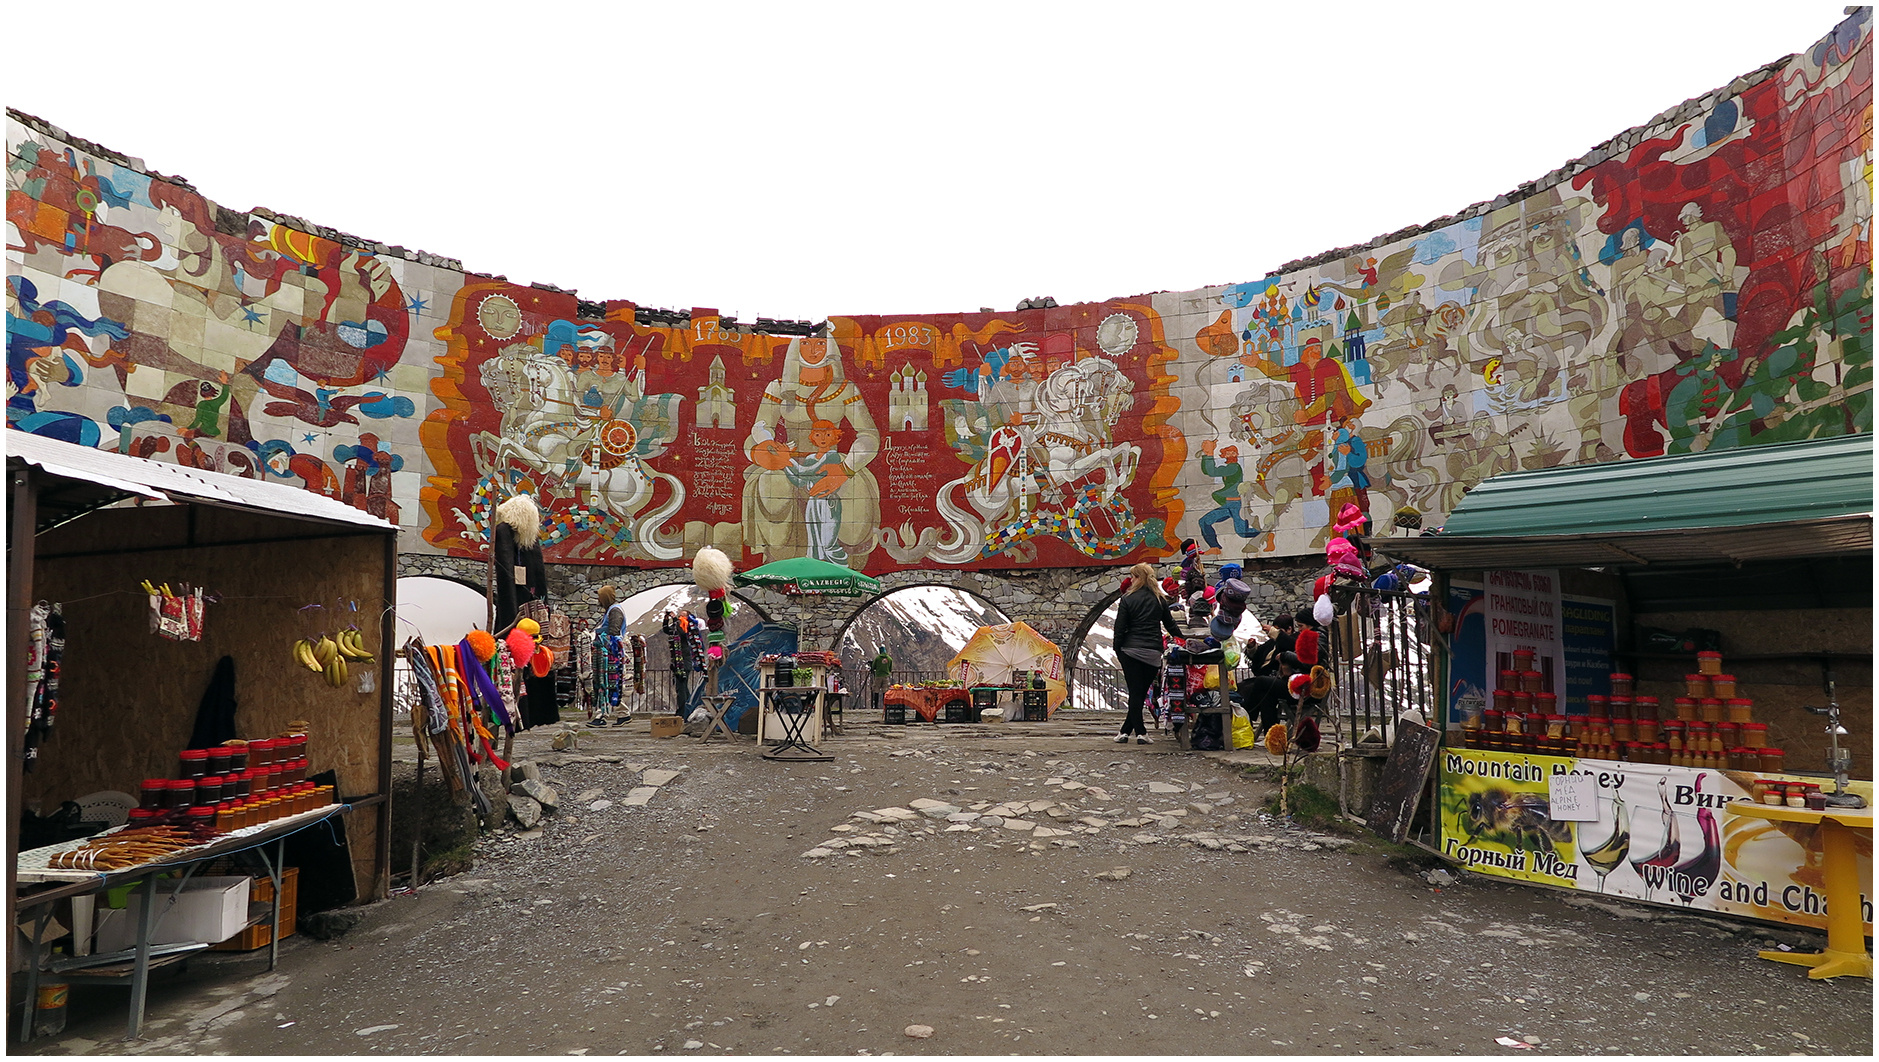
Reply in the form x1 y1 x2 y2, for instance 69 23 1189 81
743 337 881 565
1196 440 1257 550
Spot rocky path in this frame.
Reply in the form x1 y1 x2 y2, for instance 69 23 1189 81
25 722 1873 1056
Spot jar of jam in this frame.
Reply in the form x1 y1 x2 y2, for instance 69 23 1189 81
1609 696 1633 720
317 784 336 806
1484 708 1506 734
172 778 197 809
1726 698 1754 723
268 763 287 792
206 746 233 777
1709 673 1737 699
1741 721 1768 748
1498 669 1519 694
140 778 167 810
1587 694 1610 719
179 747 209 778
288 733 309 759
1652 742 1672 765
1511 690 1534 715
196 775 224 805
1492 689 1514 712
128 807 158 827
187 805 217 829
1758 747 1786 773
1609 672 1635 697
1511 647 1536 671
1633 695 1660 721
224 742 249 772
1612 718 1635 743
1804 786 1828 812
1519 670 1545 694
1697 650 1723 676
1761 782 1786 806
1672 697 1697 721
1698 698 1724 723
1785 784 1808 808
1715 721 1740 749
1684 674 1711 698
290 757 308 785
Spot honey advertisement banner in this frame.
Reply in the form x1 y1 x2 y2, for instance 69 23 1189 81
1440 749 1873 932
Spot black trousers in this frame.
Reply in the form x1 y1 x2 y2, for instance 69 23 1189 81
1237 675 1287 734
1119 655 1159 737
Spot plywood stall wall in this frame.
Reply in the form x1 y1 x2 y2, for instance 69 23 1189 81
1631 608 1873 780
25 503 389 900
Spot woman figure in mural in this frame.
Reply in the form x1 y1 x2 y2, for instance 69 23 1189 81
742 336 881 565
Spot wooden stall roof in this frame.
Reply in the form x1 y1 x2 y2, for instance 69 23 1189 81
6 430 394 536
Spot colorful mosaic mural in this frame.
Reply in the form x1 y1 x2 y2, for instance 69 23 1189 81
7 11 1871 571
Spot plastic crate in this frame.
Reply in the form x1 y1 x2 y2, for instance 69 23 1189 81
941 698 975 724
882 703 907 725
1020 689 1049 722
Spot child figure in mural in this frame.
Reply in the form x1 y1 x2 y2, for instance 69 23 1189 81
785 419 849 565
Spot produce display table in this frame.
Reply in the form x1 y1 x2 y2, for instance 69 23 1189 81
1726 801 1873 980
14 803 350 1041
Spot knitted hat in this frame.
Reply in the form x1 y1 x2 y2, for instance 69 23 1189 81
1309 665 1334 699
505 626 536 663
1265 723 1289 756
1295 715 1322 753
1288 673 1312 698
516 617 541 636
530 645 554 677
465 629 498 664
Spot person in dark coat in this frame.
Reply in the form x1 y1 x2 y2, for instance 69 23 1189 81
493 493 559 728
1237 650 1304 740
1112 561 1185 745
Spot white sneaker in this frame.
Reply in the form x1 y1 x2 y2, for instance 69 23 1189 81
1136 736 1153 745
1114 734 1130 744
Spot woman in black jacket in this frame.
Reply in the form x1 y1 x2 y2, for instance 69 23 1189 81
1112 561 1186 744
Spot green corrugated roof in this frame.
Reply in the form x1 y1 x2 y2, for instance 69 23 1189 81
1441 433 1874 537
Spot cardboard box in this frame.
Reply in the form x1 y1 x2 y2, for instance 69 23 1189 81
650 715 684 738
211 868 297 951
93 877 250 953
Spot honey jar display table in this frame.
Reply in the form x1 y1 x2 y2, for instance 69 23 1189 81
1726 801 1873 980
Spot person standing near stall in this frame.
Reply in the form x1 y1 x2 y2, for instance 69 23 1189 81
1113 561 1185 745
868 646 894 714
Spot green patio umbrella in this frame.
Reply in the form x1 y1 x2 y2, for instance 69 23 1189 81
733 556 883 596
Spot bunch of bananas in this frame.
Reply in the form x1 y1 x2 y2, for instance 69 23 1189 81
291 630 376 689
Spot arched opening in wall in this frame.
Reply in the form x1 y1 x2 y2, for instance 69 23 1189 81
835 585 1010 700
594 583 770 714
1069 588 1281 713
392 576 490 721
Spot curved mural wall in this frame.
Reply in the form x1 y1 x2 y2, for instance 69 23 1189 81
7 12 1871 574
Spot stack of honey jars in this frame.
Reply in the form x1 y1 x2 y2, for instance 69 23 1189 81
135 732 337 836
1679 651 1782 772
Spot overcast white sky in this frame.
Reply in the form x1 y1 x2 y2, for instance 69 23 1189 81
6 1 1856 323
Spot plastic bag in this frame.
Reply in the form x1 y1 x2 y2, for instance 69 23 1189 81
1230 706 1255 749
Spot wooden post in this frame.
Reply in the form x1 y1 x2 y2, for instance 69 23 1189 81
7 466 38 983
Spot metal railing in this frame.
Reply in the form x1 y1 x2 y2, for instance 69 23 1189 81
1070 667 1129 712
1322 586 1434 745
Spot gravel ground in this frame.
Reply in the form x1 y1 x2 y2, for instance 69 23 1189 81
22 713 1874 1056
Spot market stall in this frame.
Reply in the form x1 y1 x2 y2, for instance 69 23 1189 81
1383 434 1872 962
946 622 1064 722
8 432 398 1030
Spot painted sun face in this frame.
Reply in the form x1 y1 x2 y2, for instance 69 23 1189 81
477 295 522 340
